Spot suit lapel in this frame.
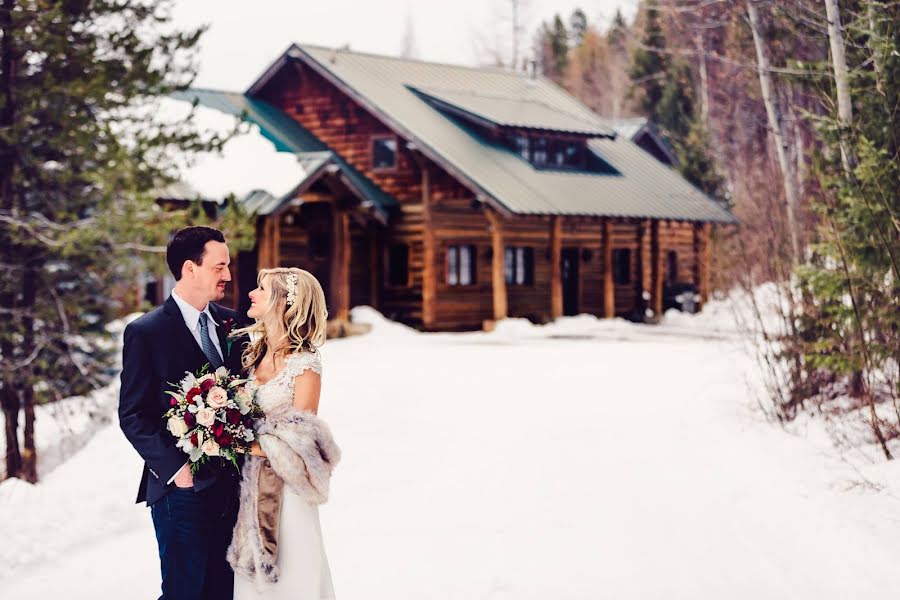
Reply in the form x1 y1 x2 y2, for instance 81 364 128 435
163 296 209 369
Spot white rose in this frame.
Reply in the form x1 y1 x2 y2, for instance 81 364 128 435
201 439 220 457
167 416 188 438
196 407 216 427
215 366 229 380
206 386 229 409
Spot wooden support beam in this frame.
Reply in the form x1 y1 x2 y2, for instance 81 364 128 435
368 225 380 311
602 218 614 318
485 208 508 321
421 166 436 329
272 214 282 268
550 216 563 319
638 219 652 318
650 220 663 317
330 211 352 321
694 222 711 307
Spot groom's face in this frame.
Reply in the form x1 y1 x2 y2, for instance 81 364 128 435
186 240 231 302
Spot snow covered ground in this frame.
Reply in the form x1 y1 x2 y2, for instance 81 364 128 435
3 296 900 599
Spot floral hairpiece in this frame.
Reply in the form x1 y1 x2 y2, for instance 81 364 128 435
285 273 299 307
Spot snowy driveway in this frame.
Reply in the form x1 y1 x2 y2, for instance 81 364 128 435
3 307 900 599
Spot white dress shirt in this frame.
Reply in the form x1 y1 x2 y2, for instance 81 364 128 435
167 290 225 485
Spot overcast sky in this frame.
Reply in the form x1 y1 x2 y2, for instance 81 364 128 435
172 0 638 91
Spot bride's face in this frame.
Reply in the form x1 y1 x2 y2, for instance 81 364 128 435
247 276 272 320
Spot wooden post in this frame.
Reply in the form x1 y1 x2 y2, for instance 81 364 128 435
639 219 652 318
650 220 663 317
602 218 614 318
421 165 436 329
550 216 563 319
272 214 282 268
368 225 380 311
694 222 711 307
330 211 352 321
485 208 508 322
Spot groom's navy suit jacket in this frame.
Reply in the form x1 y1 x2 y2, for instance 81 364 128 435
118 295 249 506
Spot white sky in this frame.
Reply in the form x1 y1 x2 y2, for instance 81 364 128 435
172 0 638 91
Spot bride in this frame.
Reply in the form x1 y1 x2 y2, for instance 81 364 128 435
228 267 339 600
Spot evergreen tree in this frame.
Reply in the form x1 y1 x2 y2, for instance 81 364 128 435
0 0 252 481
535 14 569 83
798 0 900 426
569 8 587 47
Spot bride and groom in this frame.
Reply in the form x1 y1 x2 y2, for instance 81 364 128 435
119 226 339 600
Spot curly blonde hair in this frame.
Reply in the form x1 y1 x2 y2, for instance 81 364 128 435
233 267 329 371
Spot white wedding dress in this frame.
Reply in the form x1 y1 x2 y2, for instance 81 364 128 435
234 351 336 600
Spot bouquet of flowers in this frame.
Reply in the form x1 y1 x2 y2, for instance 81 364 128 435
164 365 260 473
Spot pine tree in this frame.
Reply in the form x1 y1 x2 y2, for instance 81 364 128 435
0 0 252 481
569 8 587 47
797 0 900 453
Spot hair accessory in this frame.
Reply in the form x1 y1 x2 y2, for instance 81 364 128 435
285 273 299 307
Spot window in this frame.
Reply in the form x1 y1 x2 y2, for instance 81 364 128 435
613 249 631 284
372 137 397 170
309 232 329 259
387 243 409 286
666 250 678 286
514 135 530 160
532 137 548 166
504 246 534 285
446 244 476 286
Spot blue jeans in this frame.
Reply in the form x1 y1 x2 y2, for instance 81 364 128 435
150 480 240 600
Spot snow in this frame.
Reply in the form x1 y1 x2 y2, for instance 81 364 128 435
3 295 900 599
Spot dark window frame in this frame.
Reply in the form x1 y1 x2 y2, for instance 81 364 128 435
371 135 399 172
504 246 535 286
446 244 477 287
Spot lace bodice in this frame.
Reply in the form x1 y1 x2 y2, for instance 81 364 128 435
248 351 322 414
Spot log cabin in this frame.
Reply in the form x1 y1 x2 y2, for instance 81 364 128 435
172 44 735 331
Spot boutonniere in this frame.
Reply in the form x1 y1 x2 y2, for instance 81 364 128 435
221 317 236 355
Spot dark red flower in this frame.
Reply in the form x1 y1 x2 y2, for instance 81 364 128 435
169 396 178 407
243 417 254 429
213 423 225 438
218 432 233 447
190 432 199 446
200 378 215 393
221 317 235 335
186 387 201 402
184 411 195 427
226 409 241 425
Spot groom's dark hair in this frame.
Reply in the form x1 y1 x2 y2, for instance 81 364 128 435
166 226 226 280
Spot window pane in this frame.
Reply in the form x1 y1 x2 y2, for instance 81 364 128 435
447 246 458 285
532 138 547 166
524 247 534 285
459 245 472 285
613 249 631 284
515 247 525 285
504 247 514 284
372 137 397 169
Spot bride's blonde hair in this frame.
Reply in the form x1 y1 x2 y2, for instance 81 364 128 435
233 267 328 371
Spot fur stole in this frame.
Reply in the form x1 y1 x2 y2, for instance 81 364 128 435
226 408 341 587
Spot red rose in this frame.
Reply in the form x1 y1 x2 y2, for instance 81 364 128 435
200 378 215 393
218 432 233 447
190 432 199 446
183 411 195 427
226 409 241 425
186 387 201 402
243 417 254 429
169 397 178 407
213 423 225 438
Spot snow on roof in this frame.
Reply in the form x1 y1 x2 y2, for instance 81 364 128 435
159 98 306 201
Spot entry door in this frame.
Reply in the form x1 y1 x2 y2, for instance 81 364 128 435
561 247 579 316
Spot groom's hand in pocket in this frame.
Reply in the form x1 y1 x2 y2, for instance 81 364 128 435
173 464 194 488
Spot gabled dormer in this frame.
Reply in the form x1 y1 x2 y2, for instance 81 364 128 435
409 86 619 174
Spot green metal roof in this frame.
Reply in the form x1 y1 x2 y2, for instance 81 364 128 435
248 45 734 224
170 88 398 219
411 87 614 136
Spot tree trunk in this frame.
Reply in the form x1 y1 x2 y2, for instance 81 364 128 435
1 387 21 479
746 0 801 266
18 263 38 481
694 32 710 130
823 0 854 172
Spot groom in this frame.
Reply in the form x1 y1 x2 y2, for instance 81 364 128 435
119 226 248 600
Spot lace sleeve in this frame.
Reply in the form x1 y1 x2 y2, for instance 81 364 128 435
284 351 322 380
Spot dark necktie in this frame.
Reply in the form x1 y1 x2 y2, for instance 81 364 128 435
198 312 224 370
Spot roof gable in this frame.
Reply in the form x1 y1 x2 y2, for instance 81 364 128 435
246 44 735 224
